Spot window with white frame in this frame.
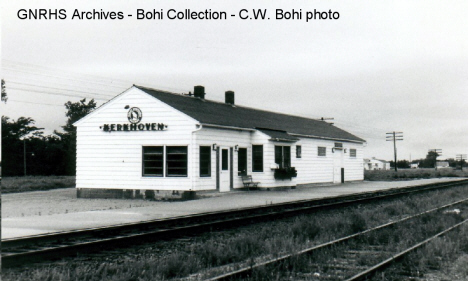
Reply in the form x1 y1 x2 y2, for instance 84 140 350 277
142 146 164 176
296 145 302 158
166 146 188 176
143 146 188 177
318 146 326 156
275 146 291 168
199 146 211 177
238 148 247 176
252 145 263 172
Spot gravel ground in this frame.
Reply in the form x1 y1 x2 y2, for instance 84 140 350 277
1 188 164 218
422 254 468 281
2 178 466 219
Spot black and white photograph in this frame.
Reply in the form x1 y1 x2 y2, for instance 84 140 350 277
1 1 468 280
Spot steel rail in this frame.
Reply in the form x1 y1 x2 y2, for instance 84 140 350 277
205 196 468 281
345 218 468 281
2 179 468 268
4 179 467 249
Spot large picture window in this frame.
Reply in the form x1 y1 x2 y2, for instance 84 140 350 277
199 146 211 177
275 146 291 168
142 146 164 176
166 146 188 176
252 145 263 172
238 148 247 176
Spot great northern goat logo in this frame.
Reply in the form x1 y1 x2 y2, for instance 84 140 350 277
127 107 143 124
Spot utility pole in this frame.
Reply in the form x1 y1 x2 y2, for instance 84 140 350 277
429 149 442 170
456 154 467 170
386 132 403 171
24 139 27 176
23 138 35 176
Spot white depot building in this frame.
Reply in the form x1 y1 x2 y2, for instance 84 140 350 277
74 85 365 199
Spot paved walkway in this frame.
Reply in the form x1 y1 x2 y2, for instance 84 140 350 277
2 178 466 239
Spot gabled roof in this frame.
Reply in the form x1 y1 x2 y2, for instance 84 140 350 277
134 85 365 143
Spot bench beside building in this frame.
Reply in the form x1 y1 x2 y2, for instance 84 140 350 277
74 85 365 199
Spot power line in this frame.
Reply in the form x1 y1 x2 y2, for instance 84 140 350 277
2 66 129 90
4 76 122 95
7 99 65 107
8 81 115 98
2 59 131 86
8 86 110 101
2 59 189 93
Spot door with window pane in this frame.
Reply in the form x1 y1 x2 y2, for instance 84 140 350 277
333 149 343 183
219 147 230 192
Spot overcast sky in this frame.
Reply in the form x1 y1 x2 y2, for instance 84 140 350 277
1 0 467 161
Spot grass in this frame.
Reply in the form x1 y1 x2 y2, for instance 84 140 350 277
364 168 468 181
379 223 468 280
1 176 75 193
3 184 468 280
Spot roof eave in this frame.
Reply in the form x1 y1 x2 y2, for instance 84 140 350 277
288 133 365 144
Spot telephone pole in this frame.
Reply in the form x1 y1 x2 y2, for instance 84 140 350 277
386 132 403 171
456 154 467 170
429 149 442 170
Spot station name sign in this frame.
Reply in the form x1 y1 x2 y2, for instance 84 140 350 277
100 123 167 132
99 107 168 132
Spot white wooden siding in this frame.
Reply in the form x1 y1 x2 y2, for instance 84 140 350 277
193 129 364 189
343 144 365 181
76 88 198 191
76 87 365 192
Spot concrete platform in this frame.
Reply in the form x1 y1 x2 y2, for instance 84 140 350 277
2 178 466 239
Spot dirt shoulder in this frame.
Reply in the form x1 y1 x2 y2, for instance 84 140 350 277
1 188 163 218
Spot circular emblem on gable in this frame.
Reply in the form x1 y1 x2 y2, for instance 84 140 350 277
127 107 143 124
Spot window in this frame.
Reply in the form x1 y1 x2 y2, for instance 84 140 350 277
238 148 247 176
143 146 164 176
318 146 326 156
296 145 302 158
222 149 228 170
350 149 357 158
252 145 263 172
199 146 211 177
166 146 188 176
334 142 343 148
275 146 291 168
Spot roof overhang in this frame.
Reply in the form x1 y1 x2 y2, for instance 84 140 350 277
288 133 365 144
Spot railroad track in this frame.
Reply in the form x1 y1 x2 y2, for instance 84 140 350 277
3 179 468 269
205 196 468 281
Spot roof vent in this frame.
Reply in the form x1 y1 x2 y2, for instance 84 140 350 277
225 91 235 105
194 85 205 99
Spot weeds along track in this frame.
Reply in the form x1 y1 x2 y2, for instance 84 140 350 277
2 179 468 269
207 196 468 280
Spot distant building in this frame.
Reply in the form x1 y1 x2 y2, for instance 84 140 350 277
436 161 450 169
364 157 391 170
410 162 419 169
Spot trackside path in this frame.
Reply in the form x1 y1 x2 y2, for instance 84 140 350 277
2 178 466 239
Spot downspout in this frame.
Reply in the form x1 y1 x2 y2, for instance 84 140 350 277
191 124 203 191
